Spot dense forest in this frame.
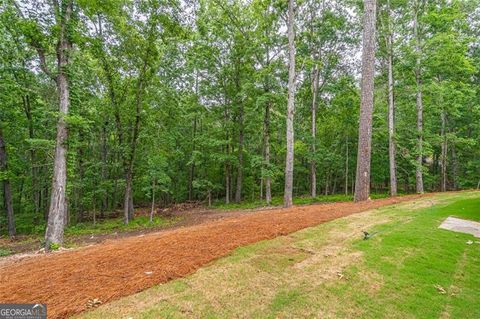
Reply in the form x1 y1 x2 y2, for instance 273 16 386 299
0 0 479 247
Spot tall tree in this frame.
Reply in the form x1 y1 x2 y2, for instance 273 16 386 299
383 0 397 196
414 0 425 193
45 0 73 248
310 62 319 197
13 0 75 247
284 0 296 207
0 127 15 237
354 0 377 202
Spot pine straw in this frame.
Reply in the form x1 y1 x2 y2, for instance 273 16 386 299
0 194 431 318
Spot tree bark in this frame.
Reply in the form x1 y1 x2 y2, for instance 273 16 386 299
354 0 377 202
0 127 15 238
414 0 424 193
451 141 458 190
188 116 197 201
123 57 148 224
235 118 244 203
235 74 244 203
264 101 272 205
100 121 108 216
441 109 447 192
189 73 199 201
225 139 231 204
150 180 155 222
45 0 73 248
22 95 40 215
345 135 349 195
123 171 133 224
284 0 296 207
386 10 397 196
310 64 320 198
223 93 230 204
261 19 273 206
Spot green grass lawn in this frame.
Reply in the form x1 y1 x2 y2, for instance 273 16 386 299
78 191 480 319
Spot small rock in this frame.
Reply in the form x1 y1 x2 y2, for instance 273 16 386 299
466 240 473 245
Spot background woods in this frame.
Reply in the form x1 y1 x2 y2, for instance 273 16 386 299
0 0 479 245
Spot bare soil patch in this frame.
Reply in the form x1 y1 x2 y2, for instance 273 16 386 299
0 194 430 318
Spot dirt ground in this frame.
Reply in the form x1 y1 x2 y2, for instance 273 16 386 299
0 194 431 318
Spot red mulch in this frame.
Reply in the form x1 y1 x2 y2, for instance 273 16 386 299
0 194 430 318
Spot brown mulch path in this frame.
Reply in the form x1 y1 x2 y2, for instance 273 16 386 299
0 204 275 256
0 194 430 318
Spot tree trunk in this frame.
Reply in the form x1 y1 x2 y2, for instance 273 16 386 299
386 16 397 196
101 121 108 216
441 109 447 192
264 101 272 205
345 135 349 195
414 0 424 193
354 0 377 202
45 73 69 247
284 0 296 208
93 200 96 225
311 65 320 198
451 142 458 190
189 73 199 201
45 2 73 248
23 95 40 215
260 177 263 200
224 95 230 204
235 103 244 203
0 127 15 238
123 171 134 224
188 116 197 201
77 135 85 222
225 166 230 204
150 180 155 223
123 58 148 224
225 147 230 204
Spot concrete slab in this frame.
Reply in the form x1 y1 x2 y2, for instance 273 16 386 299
439 216 480 238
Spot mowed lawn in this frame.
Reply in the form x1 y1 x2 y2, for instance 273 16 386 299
78 192 480 319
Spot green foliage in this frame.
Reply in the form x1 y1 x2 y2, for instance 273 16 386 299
0 248 12 257
49 242 60 251
65 215 178 236
0 0 479 237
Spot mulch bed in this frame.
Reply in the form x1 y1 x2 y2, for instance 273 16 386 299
0 194 430 318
